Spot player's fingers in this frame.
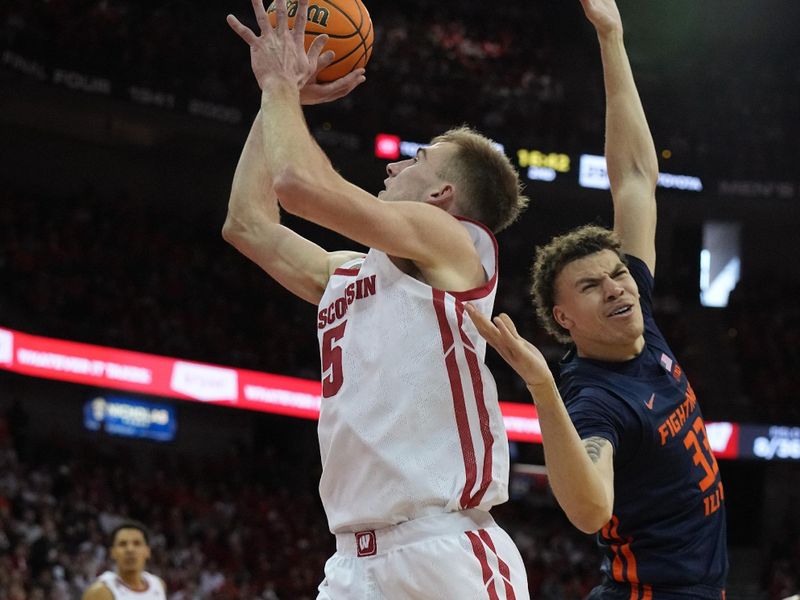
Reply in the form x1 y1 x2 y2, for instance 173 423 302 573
493 317 526 357
293 0 310 41
493 316 515 342
496 313 521 338
227 15 259 45
308 35 330 67
253 0 271 33
273 0 288 30
466 304 500 340
316 50 335 71
320 69 365 98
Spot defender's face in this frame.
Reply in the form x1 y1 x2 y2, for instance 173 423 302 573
553 249 645 355
379 142 458 204
110 528 150 575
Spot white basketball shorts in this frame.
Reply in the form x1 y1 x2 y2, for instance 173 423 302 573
317 509 529 600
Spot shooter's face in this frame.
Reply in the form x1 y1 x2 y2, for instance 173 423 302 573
379 142 457 207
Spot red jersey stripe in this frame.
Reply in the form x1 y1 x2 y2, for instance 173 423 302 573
432 290 478 509
456 301 494 508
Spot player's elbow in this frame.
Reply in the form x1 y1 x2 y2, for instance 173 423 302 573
221 209 256 249
272 167 308 215
221 213 245 245
273 166 338 219
567 500 613 534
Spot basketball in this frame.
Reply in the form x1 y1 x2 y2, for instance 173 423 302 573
267 0 373 82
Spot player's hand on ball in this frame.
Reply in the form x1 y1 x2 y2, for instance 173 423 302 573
227 0 318 91
300 45 366 105
465 305 555 389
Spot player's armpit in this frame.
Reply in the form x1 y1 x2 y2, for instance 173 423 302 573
326 250 367 278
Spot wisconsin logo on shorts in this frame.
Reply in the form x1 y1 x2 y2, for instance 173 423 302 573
355 530 376 557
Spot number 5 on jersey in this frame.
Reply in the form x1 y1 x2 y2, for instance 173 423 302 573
322 321 347 397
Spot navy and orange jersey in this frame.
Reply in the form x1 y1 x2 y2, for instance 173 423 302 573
559 255 728 599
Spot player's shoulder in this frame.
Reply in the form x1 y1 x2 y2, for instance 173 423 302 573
82 580 114 600
154 575 167 594
562 386 615 410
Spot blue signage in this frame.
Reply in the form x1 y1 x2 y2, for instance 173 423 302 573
84 396 176 442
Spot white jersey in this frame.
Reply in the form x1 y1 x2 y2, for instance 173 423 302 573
316 218 509 533
96 571 165 600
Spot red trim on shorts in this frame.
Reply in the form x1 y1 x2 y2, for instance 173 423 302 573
478 529 517 600
433 290 478 509
457 302 494 509
333 267 361 276
466 531 501 600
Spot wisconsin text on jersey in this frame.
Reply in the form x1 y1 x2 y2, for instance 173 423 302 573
317 274 376 328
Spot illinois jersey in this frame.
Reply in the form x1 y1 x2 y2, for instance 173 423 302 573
96 571 166 600
560 255 728 599
316 218 510 534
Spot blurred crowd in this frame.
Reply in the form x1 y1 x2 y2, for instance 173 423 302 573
2 0 799 178
727 280 800 425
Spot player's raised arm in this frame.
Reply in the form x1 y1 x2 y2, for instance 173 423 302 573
223 112 363 305
465 305 614 534
582 0 659 273
222 15 366 305
227 0 491 292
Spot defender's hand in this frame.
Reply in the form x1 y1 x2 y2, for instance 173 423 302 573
465 305 555 389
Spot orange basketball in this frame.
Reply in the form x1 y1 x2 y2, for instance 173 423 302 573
267 0 373 82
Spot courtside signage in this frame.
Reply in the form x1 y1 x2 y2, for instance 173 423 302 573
578 154 703 192
83 395 177 442
0 326 789 458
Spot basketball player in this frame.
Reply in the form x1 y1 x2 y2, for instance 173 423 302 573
82 521 166 600
223 0 529 597
466 0 728 598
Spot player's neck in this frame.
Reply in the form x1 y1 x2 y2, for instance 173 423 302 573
575 335 645 362
117 570 147 591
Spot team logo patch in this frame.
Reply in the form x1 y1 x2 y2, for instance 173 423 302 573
355 530 377 557
659 352 673 374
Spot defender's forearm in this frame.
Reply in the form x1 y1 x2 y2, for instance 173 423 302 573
529 380 614 533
